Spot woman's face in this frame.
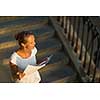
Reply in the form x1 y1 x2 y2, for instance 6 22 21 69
23 35 36 50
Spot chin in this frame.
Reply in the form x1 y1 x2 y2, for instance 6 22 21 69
31 47 35 50
33 46 35 48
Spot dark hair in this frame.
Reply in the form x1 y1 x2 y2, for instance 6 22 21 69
15 31 34 46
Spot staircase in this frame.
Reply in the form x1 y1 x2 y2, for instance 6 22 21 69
0 16 78 83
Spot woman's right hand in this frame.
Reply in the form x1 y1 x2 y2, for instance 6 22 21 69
17 72 25 80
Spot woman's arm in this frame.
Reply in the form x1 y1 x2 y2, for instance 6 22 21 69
9 62 25 80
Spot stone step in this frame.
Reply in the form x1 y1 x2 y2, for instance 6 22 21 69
0 71 12 83
0 38 62 65
0 17 28 27
34 25 55 42
38 52 69 73
39 64 76 83
38 52 72 83
0 64 12 82
0 17 48 28
0 17 48 36
0 16 26 23
51 75 77 83
0 25 54 50
36 38 62 58
0 25 55 45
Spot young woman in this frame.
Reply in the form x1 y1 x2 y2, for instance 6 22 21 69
9 31 41 83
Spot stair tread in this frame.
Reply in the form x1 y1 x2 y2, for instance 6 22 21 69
37 51 69 74
37 38 62 51
0 17 48 36
33 25 55 36
0 70 12 82
40 65 76 82
0 25 55 43
37 38 62 57
0 16 48 28
0 64 12 82
0 16 26 23
38 51 69 65
51 75 77 83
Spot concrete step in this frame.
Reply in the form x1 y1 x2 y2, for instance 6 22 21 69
34 25 55 42
38 51 69 66
0 17 48 28
0 16 26 23
0 17 48 36
0 25 54 50
0 64 12 82
36 38 62 58
39 64 76 83
0 38 62 65
0 25 55 46
38 52 69 72
51 75 77 83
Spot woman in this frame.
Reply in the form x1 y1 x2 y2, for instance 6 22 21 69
9 31 41 83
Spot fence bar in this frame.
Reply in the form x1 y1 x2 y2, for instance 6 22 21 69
64 17 67 33
61 16 64 28
87 33 94 75
74 17 81 53
79 17 85 60
59 16 63 25
68 17 72 41
71 17 77 47
83 19 91 68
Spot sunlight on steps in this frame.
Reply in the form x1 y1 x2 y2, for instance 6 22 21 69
0 41 17 50
0 21 47 35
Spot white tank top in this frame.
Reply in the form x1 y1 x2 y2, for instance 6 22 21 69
10 47 37 70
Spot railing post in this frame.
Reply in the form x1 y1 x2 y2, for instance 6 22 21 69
64 17 67 33
71 17 77 47
74 17 81 53
79 17 86 60
87 31 94 75
83 18 91 68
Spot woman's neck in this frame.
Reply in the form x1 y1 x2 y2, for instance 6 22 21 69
21 48 31 53
16 48 32 58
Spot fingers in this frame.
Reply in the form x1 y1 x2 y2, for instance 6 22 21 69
17 72 25 80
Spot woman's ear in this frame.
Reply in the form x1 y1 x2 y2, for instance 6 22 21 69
21 43 25 48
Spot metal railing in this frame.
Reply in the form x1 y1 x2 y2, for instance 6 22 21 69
56 16 100 82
